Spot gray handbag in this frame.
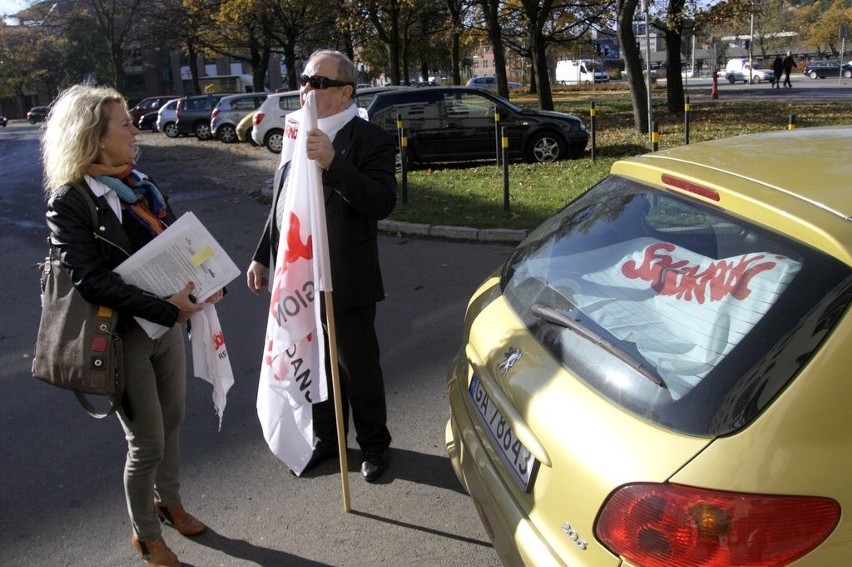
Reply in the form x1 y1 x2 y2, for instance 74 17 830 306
32 182 125 419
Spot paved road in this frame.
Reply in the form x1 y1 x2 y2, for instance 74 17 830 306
0 122 510 566
663 73 852 102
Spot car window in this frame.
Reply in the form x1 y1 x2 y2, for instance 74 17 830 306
277 95 299 111
232 97 257 111
502 175 851 436
443 92 494 120
187 98 207 111
371 97 440 131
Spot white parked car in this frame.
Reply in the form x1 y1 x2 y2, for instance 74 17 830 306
251 90 302 153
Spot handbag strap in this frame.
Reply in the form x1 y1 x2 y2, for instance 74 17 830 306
69 180 101 232
65 180 127 420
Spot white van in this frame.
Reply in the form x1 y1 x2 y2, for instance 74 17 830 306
723 58 774 84
555 60 609 84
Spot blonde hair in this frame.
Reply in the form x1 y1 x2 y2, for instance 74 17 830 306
40 84 130 194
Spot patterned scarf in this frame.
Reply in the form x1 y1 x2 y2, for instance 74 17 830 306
86 163 168 236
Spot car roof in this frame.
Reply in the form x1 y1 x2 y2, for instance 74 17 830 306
613 126 852 263
366 85 514 111
370 85 500 97
264 89 300 100
217 92 267 101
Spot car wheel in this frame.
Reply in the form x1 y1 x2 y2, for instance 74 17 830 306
753 75 762 84
217 124 237 143
809 70 818 79
844 69 852 79
527 131 565 163
163 122 179 138
194 121 212 140
264 129 283 153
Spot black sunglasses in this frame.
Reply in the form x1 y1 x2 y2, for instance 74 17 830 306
299 74 353 89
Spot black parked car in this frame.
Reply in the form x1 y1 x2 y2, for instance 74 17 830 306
138 111 159 131
0 115 7 127
175 93 228 140
27 106 50 124
804 60 852 79
366 86 588 168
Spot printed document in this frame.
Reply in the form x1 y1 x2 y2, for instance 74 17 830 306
114 212 240 338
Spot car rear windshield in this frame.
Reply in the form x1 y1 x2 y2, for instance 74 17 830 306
501 175 851 436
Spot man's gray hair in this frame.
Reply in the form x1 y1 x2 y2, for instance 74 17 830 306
309 49 357 97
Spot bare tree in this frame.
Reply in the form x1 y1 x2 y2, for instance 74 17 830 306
69 0 145 92
476 0 511 98
503 0 611 110
617 0 649 133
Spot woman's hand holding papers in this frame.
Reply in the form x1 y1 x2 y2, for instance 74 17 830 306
168 282 204 323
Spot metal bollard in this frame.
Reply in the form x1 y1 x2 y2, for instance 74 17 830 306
684 96 691 145
397 113 408 204
494 106 501 169
590 101 597 161
651 121 660 152
788 113 796 130
502 126 510 213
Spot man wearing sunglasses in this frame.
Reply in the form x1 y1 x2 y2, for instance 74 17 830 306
248 50 397 483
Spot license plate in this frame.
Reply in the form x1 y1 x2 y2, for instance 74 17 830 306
469 375 537 492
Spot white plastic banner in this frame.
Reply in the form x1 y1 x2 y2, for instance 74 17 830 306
257 92 332 475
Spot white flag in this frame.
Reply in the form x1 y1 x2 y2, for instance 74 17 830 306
190 303 234 431
257 92 332 475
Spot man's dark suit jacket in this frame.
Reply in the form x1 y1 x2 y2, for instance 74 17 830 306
253 115 397 310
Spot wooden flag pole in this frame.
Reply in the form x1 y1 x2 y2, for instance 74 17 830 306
324 291 351 512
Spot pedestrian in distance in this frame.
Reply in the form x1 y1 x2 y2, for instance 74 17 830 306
783 51 796 88
247 50 397 483
772 55 783 89
42 84 226 567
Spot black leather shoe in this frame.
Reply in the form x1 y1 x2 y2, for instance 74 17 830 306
361 449 389 483
299 440 339 474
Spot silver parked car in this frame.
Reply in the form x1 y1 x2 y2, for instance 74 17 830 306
210 92 268 143
156 98 180 138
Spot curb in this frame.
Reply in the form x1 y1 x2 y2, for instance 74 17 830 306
259 179 528 244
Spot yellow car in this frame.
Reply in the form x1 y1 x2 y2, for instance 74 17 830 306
446 126 851 566
236 110 257 144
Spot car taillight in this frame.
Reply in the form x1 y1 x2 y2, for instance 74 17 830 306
253 112 264 126
211 108 219 118
596 483 839 567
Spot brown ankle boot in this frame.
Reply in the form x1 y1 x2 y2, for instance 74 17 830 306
156 503 206 536
130 535 180 567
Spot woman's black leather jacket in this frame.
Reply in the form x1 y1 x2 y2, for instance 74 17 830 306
45 180 179 330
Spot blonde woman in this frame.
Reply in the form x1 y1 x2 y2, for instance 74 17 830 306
42 84 221 567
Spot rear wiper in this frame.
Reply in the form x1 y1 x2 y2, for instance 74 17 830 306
530 303 666 388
